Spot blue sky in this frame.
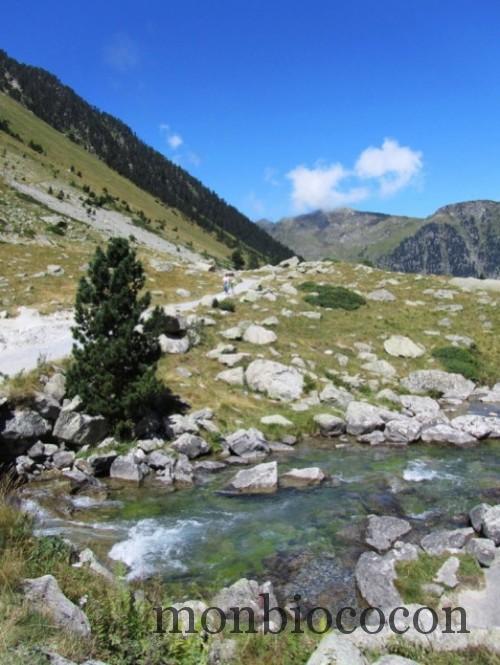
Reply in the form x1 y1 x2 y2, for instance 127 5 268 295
2 1 500 221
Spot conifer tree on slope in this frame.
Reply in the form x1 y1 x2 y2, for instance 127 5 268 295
66 237 164 429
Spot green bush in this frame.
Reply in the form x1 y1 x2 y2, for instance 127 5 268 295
432 345 484 381
218 299 236 312
303 285 366 310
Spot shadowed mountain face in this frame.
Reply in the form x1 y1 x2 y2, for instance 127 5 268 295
260 200 500 278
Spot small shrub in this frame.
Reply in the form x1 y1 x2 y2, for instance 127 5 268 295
28 140 44 154
219 299 236 312
304 285 366 310
432 345 484 381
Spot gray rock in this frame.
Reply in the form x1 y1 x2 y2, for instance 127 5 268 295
384 335 425 358
354 551 403 609
280 467 325 488
52 450 76 469
33 392 61 421
399 394 442 421
27 440 46 460
208 638 239 665
217 352 250 367
1 409 51 442
53 411 109 447
358 430 386 445
147 450 175 469
136 438 163 453
221 325 243 340
216 367 245 386
260 415 294 427
367 289 396 302
451 415 493 439
225 428 269 457
245 359 304 401
173 454 194 487
193 460 227 473
109 452 145 482
373 657 420 665
466 537 496 567
482 505 500 545
384 417 422 445
73 547 115 582
171 433 211 459
313 414 346 436
318 384 354 408
211 578 277 623
421 424 476 446
434 556 460 588
345 401 385 435
44 373 66 401
401 370 475 400
226 461 278 494
469 503 492 532
22 574 91 637
243 324 277 345
159 334 190 354
362 359 397 379
421 528 474 555
306 632 366 665
366 515 412 553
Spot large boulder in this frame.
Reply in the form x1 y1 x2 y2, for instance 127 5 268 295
171 433 211 459
242 325 277 346
280 467 325 488
384 417 422 445
482 505 500 545
109 452 145 482
306 632 366 665
466 538 496 567
318 384 354 408
421 528 474 555
365 515 412 553
400 370 475 400
345 401 385 436
87 450 118 476
53 411 109 447
1 409 51 443
354 551 403 609
245 360 304 402
44 373 66 401
399 395 442 421
313 414 346 436
384 335 425 358
225 428 269 457
33 392 61 421
420 423 476 446
22 575 91 637
225 461 278 494
211 578 278 624
159 334 190 354
451 415 493 439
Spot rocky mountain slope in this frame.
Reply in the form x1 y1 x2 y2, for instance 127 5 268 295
261 200 500 277
0 49 292 265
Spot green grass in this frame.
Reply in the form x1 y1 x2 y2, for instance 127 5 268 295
395 553 483 608
366 643 500 665
431 345 488 382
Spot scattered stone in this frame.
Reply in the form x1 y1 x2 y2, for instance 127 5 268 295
367 289 396 302
384 335 425 358
466 538 496 567
109 453 145 483
401 370 475 400
280 467 325 488
73 548 115 582
242 324 277 345
52 450 76 469
384 418 422 445
365 515 412 553
362 359 397 379
53 411 109 448
421 528 474 555
469 503 492 533
225 428 270 457
345 401 385 435
354 551 403 609
159 334 190 354
211 578 277 623
245 359 304 401
313 414 346 436
226 461 278 494
216 367 245 386
260 415 294 427
171 433 211 459
421 423 476 446
482 505 500 545
434 556 460 588
451 415 492 440
318 383 353 408
22 575 91 637
306 632 366 665
1 409 51 442
33 392 61 420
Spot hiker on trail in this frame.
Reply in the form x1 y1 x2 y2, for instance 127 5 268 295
223 274 231 295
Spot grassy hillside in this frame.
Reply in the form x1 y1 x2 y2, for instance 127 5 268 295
0 93 235 261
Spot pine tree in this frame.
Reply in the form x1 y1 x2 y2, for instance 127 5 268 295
66 237 164 431
231 248 245 270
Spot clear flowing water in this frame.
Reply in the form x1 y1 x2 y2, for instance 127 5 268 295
32 432 500 610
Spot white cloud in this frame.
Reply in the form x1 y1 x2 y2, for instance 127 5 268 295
287 162 368 211
167 133 183 150
355 138 423 197
287 138 423 211
103 33 139 72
